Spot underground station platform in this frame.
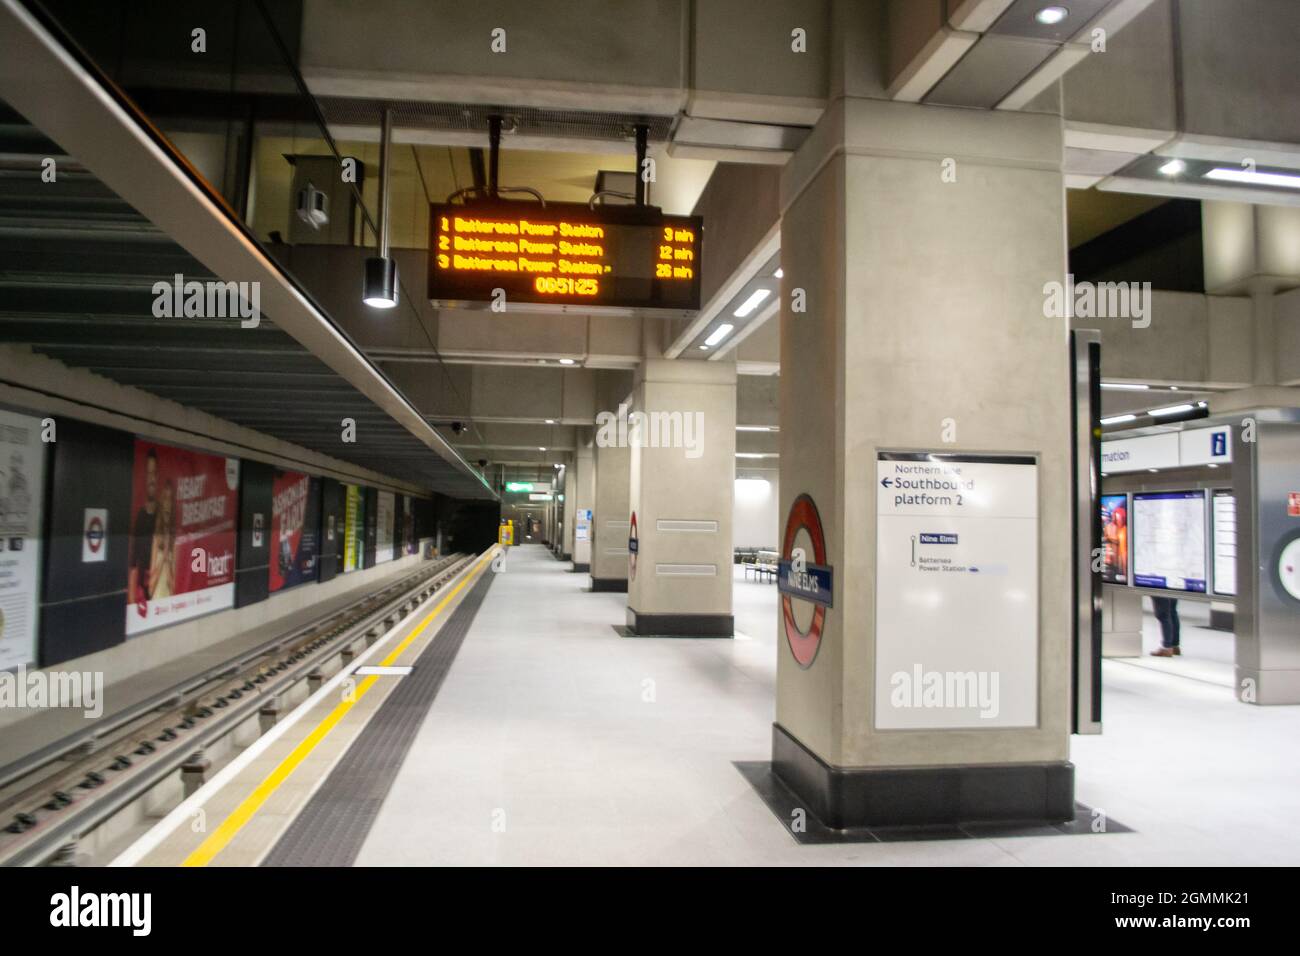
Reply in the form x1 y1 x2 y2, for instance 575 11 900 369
0 0 1296 937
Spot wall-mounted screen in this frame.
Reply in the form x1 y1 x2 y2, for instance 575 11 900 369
1132 491 1207 593
1212 490 1236 597
1099 493 1129 584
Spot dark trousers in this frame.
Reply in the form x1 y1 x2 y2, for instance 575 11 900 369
1152 597 1180 648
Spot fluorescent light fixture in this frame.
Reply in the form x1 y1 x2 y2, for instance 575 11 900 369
1149 403 1194 417
558 358 576 365
545 419 555 424
736 425 775 432
538 446 547 451
1035 5 1069 25
735 452 777 459
733 288 770 318
773 268 784 279
704 323 735 347
1204 167 1300 190
699 344 709 350
1100 383 1150 391
1158 159 1186 176
1100 414 1137 425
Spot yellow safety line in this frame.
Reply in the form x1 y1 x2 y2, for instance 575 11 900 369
181 552 493 867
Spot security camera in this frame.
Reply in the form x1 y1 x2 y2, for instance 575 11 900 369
478 459 488 468
451 421 465 435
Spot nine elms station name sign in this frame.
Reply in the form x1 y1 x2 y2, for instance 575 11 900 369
428 201 702 312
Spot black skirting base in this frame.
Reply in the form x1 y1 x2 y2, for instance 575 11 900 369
771 723 1074 829
589 576 628 593
1209 608 1234 632
625 609 733 637
571 562 590 572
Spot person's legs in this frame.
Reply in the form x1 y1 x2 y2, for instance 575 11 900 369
1151 597 1177 656
1169 599 1180 650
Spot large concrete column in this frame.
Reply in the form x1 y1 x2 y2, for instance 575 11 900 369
560 460 576 561
590 437 631 592
773 96 1075 828
572 431 595 572
625 358 736 636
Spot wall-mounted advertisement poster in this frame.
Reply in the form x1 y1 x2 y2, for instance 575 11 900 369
0 410 45 671
270 471 320 593
376 491 395 564
1100 494 1129 584
404 499 418 556
126 440 238 636
343 484 363 573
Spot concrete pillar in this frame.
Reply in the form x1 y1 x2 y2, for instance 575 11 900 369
573 432 595 571
773 96 1074 829
625 358 736 636
561 460 576 561
590 432 631 592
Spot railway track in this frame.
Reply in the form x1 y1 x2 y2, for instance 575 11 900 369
0 552 475 867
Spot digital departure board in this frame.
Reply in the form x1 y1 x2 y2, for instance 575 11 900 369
427 201 702 312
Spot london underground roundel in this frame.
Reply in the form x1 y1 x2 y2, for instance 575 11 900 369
779 494 834 669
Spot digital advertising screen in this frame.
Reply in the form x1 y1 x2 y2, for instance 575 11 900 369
269 471 321 593
1212 490 1236 597
1132 491 1207 593
126 440 238 636
1099 493 1129 585
428 202 702 311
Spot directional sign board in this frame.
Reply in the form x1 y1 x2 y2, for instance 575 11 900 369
429 201 702 313
875 452 1039 730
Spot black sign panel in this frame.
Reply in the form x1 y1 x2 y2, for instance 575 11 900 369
428 201 702 311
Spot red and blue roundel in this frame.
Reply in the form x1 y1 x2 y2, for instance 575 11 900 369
779 494 833 669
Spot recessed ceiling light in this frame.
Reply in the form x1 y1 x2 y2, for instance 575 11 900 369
704 323 735 347
558 358 576 365
539 446 547 451
733 289 770 318
1158 159 1186 176
699 344 709 350
1204 166 1300 190
774 268 784 279
1035 5 1069 26
545 419 555 424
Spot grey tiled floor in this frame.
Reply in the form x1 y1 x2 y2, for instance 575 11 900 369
354 546 1300 866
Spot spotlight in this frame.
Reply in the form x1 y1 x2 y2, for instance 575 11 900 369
363 256 398 309
1035 6 1068 26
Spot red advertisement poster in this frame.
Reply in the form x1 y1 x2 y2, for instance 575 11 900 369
270 471 320 593
125 440 239 636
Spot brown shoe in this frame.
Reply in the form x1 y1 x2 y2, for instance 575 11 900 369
1150 647 1175 657
1172 646 1181 656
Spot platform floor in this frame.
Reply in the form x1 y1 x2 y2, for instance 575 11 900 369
345 545 1300 866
